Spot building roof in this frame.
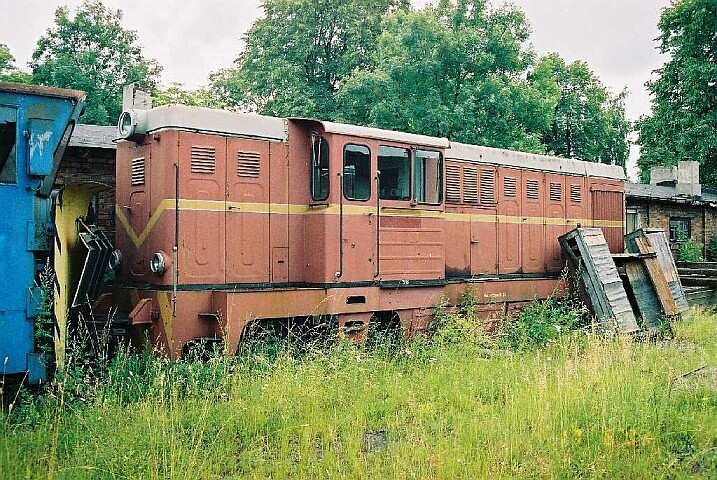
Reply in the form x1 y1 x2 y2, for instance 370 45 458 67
69 124 117 150
626 182 717 205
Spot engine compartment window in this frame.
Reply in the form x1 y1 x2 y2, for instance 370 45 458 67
414 149 442 204
310 134 330 201
378 145 410 200
0 120 17 184
343 144 371 201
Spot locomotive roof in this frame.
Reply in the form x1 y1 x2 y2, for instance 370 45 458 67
292 118 450 149
137 104 288 141
0 82 86 102
446 142 625 180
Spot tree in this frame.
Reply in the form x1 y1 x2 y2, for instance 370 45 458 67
0 44 31 83
153 83 222 109
532 53 630 166
336 0 555 152
638 0 717 184
210 0 408 117
30 0 161 125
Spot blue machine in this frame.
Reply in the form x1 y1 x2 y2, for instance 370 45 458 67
0 83 85 382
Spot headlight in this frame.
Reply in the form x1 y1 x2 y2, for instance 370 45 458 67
149 251 166 275
117 109 148 141
109 249 122 270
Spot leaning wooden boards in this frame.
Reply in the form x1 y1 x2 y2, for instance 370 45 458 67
559 228 640 334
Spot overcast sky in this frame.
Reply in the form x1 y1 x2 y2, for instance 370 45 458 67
1 0 672 177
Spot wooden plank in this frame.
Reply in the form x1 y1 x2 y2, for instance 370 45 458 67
560 228 639 334
624 260 661 329
633 236 680 316
643 229 689 313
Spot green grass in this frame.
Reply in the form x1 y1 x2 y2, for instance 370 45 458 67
1 307 716 479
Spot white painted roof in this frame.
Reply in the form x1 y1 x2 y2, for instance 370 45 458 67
294 118 450 149
141 104 288 141
446 142 625 180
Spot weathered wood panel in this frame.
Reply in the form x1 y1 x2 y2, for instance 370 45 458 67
559 228 639 333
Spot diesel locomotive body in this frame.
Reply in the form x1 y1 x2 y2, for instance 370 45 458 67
114 104 625 356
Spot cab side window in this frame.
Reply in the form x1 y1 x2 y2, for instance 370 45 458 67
414 149 442 204
378 145 410 200
310 134 330 201
343 144 371 201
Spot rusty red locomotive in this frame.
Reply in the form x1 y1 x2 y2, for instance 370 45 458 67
114 105 624 356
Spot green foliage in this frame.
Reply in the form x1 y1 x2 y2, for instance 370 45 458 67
0 43 31 83
678 236 704 262
500 296 586 350
30 0 162 125
210 0 407 117
33 261 56 357
336 2 553 152
707 234 717 261
638 0 717 185
152 82 222 108
532 53 631 167
3 309 716 478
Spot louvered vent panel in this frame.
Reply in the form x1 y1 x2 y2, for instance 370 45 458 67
131 157 145 186
550 182 562 202
480 169 495 205
463 167 479 204
503 176 517 197
526 179 539 199
191 146 216 174
445 165 461 203
570 184 582 203
237 151 261 178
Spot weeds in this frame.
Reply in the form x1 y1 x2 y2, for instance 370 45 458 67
1 299 715 479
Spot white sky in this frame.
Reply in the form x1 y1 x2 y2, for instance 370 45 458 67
1 0 672 178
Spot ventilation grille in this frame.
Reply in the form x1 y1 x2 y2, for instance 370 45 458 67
445 165 461 204
191 146 216 174
570 184 582 203
480 169 495 204
463 167 478 204
526 179 539 199
131 157 145 186
550 182 562 202
237 151 261 178
503 176 517 197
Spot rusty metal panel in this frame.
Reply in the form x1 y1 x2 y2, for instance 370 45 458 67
590 183 624 253
521 169 544 273
470 208 497 274
116 141 152 281
559 228 639 333
498 167 521 273
226 137 270 283
178 132 226 284
545 173 567 272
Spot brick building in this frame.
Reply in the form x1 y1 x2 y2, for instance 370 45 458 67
55 124 117 237
626 161 717 259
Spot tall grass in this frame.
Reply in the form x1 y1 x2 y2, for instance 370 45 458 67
1 305 716 479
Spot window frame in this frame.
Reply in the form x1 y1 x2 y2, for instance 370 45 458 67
669 217 691 242
310 134 330 202
342 142 372 202
413 149 443 205
378 144 411 201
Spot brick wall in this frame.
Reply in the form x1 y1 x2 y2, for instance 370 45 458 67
55 146 116 238
629 199 717 259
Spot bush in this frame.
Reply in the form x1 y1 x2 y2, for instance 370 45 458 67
678 237 704 262
707 234 717 261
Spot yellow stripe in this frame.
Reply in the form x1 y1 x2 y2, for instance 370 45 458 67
117 199 623 247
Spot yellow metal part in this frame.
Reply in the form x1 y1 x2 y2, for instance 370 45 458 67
53 182 108 371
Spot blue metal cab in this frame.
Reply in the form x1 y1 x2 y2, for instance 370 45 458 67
0 83 85 382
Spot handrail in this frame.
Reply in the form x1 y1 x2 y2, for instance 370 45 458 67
336 172 343 280
374 172 380 278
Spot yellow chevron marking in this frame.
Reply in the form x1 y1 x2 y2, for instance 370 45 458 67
156 291 174 359
117 199 623 247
